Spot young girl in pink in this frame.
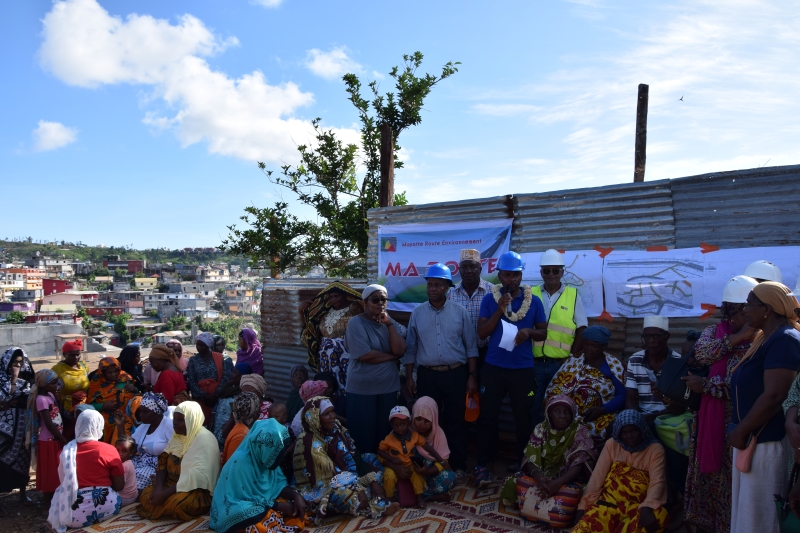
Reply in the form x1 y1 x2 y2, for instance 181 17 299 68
29 369 67 504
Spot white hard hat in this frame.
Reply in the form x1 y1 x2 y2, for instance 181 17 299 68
722 275 758 304
539 249 565 267
743 260 783 283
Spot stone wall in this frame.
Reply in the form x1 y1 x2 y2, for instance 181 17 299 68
0 323 84 358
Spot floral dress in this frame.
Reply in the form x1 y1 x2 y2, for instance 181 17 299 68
683 323 751 533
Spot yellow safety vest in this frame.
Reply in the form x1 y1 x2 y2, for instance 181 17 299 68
532 285 577 358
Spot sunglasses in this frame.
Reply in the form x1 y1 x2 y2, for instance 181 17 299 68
368 297 389 304
541 268 562 275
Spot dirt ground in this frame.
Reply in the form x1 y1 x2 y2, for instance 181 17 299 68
0 483 50 533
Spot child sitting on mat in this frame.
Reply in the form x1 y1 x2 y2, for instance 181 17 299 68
377 406 447 508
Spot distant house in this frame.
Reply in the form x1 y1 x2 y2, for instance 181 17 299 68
134 278 158 289
103 256 146 274
43 278 74 296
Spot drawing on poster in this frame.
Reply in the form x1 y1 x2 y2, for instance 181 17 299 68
603 250 705 317
521 250 604 317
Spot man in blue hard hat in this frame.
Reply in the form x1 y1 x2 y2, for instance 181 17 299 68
405 262 478 483
472 251 547 488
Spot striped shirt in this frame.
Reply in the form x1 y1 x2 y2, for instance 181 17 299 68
625 349 683 413
447 279 495 348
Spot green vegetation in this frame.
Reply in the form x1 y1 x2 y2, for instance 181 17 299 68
106 312 132 346
4 311 26 324
198 316 247 351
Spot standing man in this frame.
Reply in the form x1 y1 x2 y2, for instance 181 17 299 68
531 249 588 428
405 263 478 481
473 251 547 487
448 248 495 370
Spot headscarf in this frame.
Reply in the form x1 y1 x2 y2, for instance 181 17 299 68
240 374 268 399
235 362 253 375
733 282 800 373
293 396 354 487
48 410 105 533
362 284 387 301
165 401 205 458
523 394 596 477
1 347 33 400
300 281 363 370
612 409 659 453
109 395 142 444
412 396 450 461
582 326 611 345
70 391 87 408
61 339 82 354
165 401 220 494
25 369 60 453
148 344 182 369
140 392 168 415
196 332 214 349
237 328 264 375
300 380 328 402
117 345 144 387
165 340 190 371
232 391 261 426
210 419 291 533
289 364 307 390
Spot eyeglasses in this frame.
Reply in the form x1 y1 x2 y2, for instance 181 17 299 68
744 301 765 309
368 297 389 304
541 268 562 275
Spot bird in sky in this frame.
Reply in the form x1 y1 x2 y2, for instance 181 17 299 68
678 96 684 101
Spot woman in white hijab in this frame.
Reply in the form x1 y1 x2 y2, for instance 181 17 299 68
47 410 125 533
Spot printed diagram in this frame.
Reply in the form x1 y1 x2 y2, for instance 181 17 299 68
605 257 704 316
522 251 605 317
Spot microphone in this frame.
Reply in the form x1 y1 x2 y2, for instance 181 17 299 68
506 302 512 317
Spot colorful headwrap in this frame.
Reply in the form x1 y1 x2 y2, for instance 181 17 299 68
300 281 363 371
235 362 253 375
612 409 659 453
299 380 328 402
288 364 308 388
140 392 168 415
62 339 82 354
148 344 182 369
196 332 214 348
240 374 268 398
232 391 261 426
1 347 33 399
293 396 355 487
70 391 87 406
165 340 183 356
97 357 121 374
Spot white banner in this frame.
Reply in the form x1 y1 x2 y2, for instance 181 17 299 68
377 219 512 312
521 250 605 317
702 246 800 305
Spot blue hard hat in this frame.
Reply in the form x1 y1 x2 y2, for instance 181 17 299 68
497 251 524 272
425 263 454 287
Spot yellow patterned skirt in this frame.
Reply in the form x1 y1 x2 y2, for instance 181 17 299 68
136 453 212 521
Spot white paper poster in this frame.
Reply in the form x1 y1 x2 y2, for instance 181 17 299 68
603 249 706 317
521 250 605 317
701 246 800 305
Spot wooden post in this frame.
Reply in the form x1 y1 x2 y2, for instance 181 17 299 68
379 122 394 207
633 83 649 183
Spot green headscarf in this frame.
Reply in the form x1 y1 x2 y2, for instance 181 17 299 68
209 419 291 533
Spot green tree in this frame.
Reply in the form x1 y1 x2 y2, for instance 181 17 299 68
146 309 159 318
131 327 145 340
198 316 246 351
106 312 132 346
224 52 457 278
94 267 110 276
160 315 188 333
5 311 26 324
113 268 127 280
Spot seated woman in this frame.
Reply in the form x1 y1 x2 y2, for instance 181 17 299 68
572 410 668 533
211 419 307 533
148 345 187 406
222 392 262 465
119 392 174 491
87 357 138 442
546 326 625 445
293 397 398 523
137 401 220 520
289 381 327 437
47 410 125 533
109 395 142 444
410 397 456 502
500 395 596 525
286 365 308 423
210 363 248 448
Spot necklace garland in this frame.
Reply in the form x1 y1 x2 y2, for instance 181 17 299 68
491 284 533 322
323 306 350 336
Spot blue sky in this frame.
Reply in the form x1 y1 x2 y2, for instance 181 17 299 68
2 0 799 249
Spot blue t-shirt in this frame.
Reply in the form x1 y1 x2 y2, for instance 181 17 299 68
731 326 800 443
480 287 546 369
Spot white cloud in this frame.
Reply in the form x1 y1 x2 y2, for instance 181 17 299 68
304 47 362 80
37 0 330 162
472 103 541 116
251 0 283 7
32 120 78 152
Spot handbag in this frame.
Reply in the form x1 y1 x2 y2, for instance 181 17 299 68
776 464 800 532
656 353 708 411
516 476 582 529
654 412 693 457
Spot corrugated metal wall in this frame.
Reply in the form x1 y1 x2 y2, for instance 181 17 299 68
671 165 800 248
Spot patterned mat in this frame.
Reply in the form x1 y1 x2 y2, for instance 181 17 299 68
72 481 562 533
